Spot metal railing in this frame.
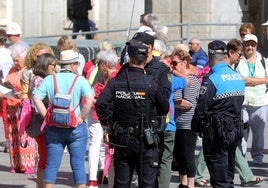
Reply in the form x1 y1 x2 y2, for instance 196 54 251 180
23 22 242 60
166 23 241 43
24 22 242 42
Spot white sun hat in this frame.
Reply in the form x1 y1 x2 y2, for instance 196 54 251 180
6 22 22 35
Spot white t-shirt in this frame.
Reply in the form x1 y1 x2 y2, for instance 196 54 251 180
0 48 13 82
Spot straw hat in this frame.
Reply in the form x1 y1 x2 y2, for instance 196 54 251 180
58 50 79 64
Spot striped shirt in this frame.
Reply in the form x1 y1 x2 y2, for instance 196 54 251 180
174 74 200 130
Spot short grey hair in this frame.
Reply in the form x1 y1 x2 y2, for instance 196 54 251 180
10 43 28 59
153 39 166 54
209 53 227 66
154 25 169 43
96 50 118 69
164 45 174 57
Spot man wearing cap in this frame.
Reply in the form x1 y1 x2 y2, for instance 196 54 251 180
33 50 95 188
134 31 171 101
125 31 173 188
96 40 169 188
259 20 268 58
192 40 245 188
5 22 29 51
121 32 171 97
262 20 268 40
236 34 268 165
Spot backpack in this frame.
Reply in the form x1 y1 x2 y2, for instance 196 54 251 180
45 74 80 128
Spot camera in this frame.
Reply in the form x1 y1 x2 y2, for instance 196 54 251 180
144 128 154 145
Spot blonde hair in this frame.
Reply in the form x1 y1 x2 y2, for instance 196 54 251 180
171 49 191 64
239 23 255 34
57 35 78 52
98 40 114 51
24 42 54 69
175 43 189 52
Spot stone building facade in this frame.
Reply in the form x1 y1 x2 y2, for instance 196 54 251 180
0 0 267 49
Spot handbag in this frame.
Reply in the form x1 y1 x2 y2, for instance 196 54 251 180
26 108 43 138
19 98 33 136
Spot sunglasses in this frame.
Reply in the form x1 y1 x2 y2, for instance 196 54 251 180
236 52 243 57
171 60 181 66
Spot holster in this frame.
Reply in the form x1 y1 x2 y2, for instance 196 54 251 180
201 118 214 141
157 115 167 132
220 118 234 132
216 117 244 137
235 119 244 138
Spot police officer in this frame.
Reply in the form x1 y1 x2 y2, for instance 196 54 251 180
122 31 173 188
134 31 171 99
96 39 169 188
191 40 245 188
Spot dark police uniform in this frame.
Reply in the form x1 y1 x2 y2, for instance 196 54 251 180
192 40 245 188
96 41 169 188
120 32 171 100
145 56 171 100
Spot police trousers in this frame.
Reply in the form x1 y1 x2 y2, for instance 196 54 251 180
203 124 239 188
113 137 159 188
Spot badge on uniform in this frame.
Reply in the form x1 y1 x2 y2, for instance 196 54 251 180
167 74 171 83
199 86 207 95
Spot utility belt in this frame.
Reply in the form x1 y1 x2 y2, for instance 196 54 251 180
111 120 159 146
216 118 242 130
201 116 244 140
112 122 140 137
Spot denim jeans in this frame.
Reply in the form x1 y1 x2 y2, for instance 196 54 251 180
72 19 93 39
88 19 96 31
43 122 88 185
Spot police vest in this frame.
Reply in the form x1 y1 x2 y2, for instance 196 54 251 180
113 73 155 125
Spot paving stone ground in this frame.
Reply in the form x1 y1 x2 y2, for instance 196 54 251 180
0 117 267 187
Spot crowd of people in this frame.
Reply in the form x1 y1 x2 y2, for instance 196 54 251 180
0 13 268 188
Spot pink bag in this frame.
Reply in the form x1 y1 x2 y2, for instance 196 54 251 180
19 98 33 136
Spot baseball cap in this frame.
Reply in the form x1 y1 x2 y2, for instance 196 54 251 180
262 20 268 26
208 40 227 55
243 34 258 43
6 22 22 35
131 32 155 47
137 26 156 36
126 39 148 60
